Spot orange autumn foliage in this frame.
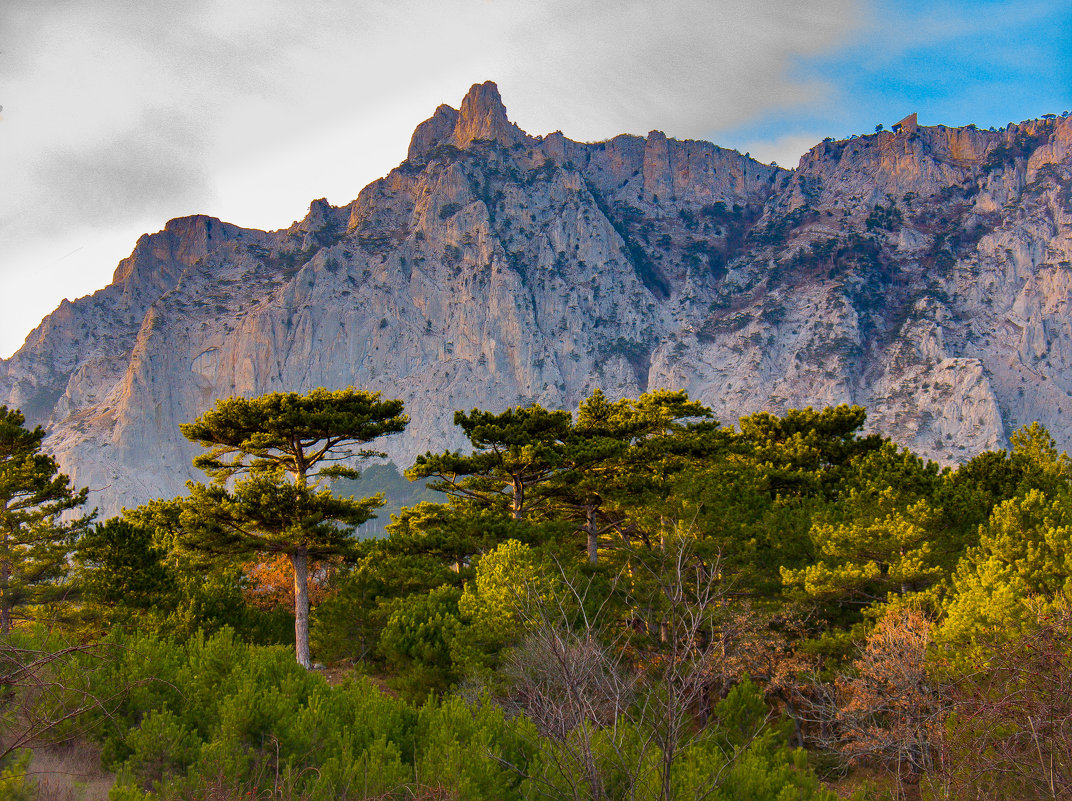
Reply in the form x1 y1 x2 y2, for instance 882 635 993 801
242 554 339 612
834 608 942 783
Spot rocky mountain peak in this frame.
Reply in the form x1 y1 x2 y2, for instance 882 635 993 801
407 81 525 162
407 104 461 162
453 80 524 149
157 215 233 267
112 214 237 288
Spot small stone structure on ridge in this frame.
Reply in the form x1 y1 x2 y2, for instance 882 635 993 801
893 113 918 134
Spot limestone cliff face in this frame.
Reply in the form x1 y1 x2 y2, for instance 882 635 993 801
3 83 1071 514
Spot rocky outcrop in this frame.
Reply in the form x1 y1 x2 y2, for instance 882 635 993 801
3 82 1071 514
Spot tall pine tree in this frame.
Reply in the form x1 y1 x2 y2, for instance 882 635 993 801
0 406 91 632
178 388 407 668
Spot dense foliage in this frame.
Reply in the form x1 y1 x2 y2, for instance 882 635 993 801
3 388 1072 799
176 387 408 668
0 406 92 633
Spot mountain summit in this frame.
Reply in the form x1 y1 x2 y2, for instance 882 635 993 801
408 81 525 160
3 84 1071 514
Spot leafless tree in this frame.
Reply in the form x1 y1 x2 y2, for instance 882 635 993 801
0 636 125 763
498 622 636 800
933 604 1072 801
629 531 742 801
489 526 773 801
838 608 942 795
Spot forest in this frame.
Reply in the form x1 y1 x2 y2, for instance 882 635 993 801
1 387 1070 800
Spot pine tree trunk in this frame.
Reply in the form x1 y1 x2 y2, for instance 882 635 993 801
511 477 523 520
292 548 312 669
0 539 10 635
586 503 598 564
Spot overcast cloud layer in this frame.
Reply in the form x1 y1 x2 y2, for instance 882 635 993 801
1 0 1066 357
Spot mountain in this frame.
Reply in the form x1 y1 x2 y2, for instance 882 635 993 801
3 82 1071 515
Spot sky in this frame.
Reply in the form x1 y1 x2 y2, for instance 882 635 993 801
1 0 1069 358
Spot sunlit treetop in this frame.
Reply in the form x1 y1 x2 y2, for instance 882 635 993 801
180 387 408 487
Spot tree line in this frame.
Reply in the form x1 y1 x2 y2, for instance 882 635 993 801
1 388 1070 799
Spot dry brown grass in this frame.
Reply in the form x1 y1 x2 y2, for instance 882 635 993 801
25 740 113 801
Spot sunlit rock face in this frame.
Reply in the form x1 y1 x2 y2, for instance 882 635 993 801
3 82 1071 514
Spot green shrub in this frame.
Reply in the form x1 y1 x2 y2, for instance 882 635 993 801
378 585 463 699
0 750 36 801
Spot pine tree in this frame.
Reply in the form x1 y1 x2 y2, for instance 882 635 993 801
547 389 715 563
407 404 572 520
407 392 713 563
177 388 407 668
75 518 176 628
0 406 91 632
736 404 884 498
781 443 944 610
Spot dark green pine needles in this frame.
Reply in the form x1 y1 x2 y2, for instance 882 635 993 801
177 387 407 668
0 406 91 632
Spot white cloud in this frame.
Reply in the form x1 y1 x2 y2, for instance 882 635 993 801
500 0 860 141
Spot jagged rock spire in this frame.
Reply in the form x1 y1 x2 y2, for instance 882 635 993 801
407 80 525 162
453 80 524 148
407 104 459 162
